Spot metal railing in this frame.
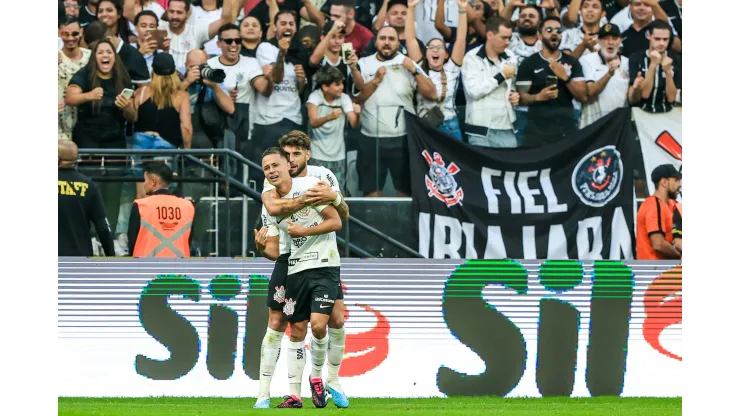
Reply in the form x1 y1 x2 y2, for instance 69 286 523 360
76 148 424 258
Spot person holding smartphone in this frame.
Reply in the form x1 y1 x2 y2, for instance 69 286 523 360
65 39 136 238
516 16 587 147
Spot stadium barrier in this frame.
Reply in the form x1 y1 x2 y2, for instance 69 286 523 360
58 257 681 398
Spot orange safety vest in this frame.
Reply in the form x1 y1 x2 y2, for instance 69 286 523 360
132 194 194 258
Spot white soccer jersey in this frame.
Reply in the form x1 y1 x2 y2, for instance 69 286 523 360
206 55 261 104
262 165 341 194
263 177 340 274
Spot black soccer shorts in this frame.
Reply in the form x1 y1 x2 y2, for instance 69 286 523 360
282 267 341 323
266 254 290 311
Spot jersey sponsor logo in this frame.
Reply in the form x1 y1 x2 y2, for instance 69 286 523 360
571 145 624 207
326 173 337 188
283 298 296 316
288 252 319 266
315 297 335 304
534 68 544 74
422 150 464 207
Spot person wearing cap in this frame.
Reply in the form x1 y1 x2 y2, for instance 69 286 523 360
58 139 115 257
636 164 682 260
578 22 630 128
131 52 193 199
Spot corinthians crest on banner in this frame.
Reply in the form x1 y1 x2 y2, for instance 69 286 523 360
423 150 464 207
406 109 637 260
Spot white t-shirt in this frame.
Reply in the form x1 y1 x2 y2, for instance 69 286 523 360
579 52 630 128
560 27 600 56
357 53 425 138
253 42 303 125
144 2 166 19
159 20 211 69
188 5 245 56
306 90 354 161
415 59 461 121
415 0 457 45
263 176 340 274
509 33 542 66
206 55 261 104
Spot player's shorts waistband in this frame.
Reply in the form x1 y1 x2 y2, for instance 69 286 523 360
276 253 290 263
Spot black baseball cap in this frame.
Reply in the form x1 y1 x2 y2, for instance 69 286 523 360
651 164 682 184
598 23 622 39
152 53 176 76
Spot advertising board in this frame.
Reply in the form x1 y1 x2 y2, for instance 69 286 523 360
58 258 681 398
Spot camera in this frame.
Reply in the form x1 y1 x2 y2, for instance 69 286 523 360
198 64 226 84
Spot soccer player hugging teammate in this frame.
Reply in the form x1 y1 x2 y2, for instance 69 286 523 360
254 139 349 409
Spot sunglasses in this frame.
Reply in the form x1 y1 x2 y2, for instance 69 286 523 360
544 27 564 34
62 31 81 37
219 37 242 45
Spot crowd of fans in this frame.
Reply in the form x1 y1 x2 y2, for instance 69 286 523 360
58 0 682 255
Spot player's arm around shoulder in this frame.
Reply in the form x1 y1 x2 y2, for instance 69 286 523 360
286 204 342 238
261 188 308 217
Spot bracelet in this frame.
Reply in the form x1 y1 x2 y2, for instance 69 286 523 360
458 9 466 14
332 193 342 207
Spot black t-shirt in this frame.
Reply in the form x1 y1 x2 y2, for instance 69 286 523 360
310 56 359 96
58 167 114 257
517 51 585 109
240 45 258 58
79 4 97 27
672 204 682 239
117 42 151 84
628 50 682 113
69 66 134 147
249 0 304 39
660 0 682 39
620 24 651 58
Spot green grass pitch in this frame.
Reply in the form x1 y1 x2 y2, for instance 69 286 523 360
58 397 681 415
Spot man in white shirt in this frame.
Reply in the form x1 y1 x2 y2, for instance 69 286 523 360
579 23 630 128
125 0 236 68
461 15 520 148
251 10 308 189
206 23 262 174
355 26 437 197
255 147 345 409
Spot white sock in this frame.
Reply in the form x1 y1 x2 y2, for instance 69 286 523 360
257 328 284 400
326 327 346 385
286 340 306 398
310 333 328 379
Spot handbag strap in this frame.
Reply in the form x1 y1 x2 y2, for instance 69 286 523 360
438 67 447 104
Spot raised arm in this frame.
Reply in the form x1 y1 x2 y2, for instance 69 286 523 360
301 0 327 28
450 0 469 66
208 0 236 39
374 0 390 32
405 0 423 62
434 0 453 41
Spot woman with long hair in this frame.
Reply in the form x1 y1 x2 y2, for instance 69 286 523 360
406 0 468 140
131 52 193 197
97 0 135 44
65 39 135 239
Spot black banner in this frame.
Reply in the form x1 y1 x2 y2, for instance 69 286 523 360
407 108 636 260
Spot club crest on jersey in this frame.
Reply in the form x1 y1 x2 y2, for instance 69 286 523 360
571 145 624 207
283 298 296 316
422 150 464 207
563 63 573 78
273 285 286 304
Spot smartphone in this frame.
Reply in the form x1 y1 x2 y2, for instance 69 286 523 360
524 0 542 5
341 43 353 63
151 29 168 49
121 88 135 99
546 75 558 88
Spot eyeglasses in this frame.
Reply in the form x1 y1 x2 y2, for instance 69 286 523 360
219 37 242 45
544 27 564 34
62 31 81 37
427 45 445 52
